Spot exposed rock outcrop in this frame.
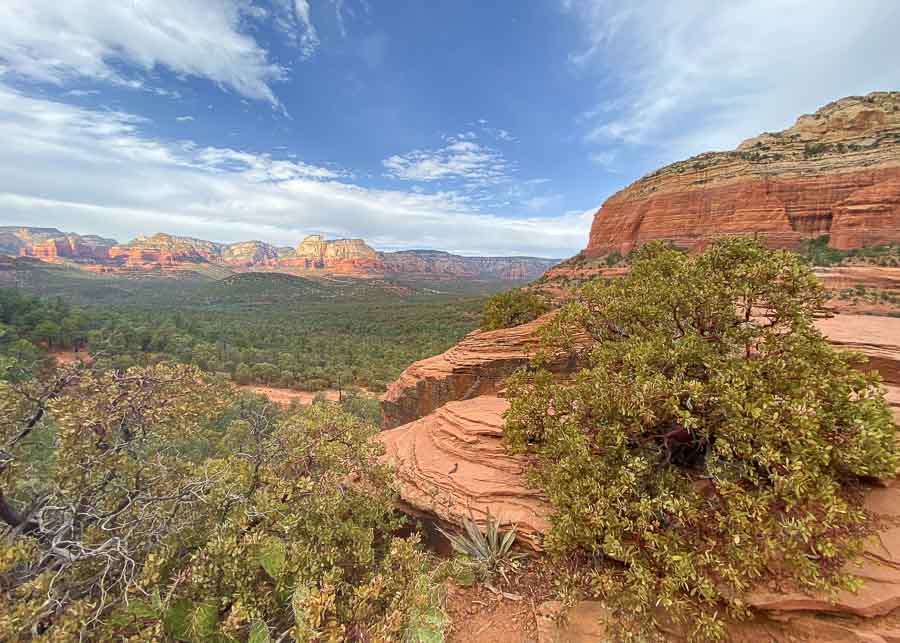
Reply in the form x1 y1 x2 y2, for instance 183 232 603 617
2 226 556 281
378 396 550 549
220 241 282 267
382 312 900 430
381 313 580 429
282 235 383 273
1 227 117 263
382 312 900 638
586 92 900 258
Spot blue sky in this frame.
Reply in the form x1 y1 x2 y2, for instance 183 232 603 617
0 0 897 257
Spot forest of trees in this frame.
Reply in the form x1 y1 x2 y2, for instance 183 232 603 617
0 287 484 393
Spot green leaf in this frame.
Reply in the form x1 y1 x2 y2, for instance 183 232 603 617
258 538 287 579
163 599 193 640
189 602 220 641
248 620 271 643
405 607 446 642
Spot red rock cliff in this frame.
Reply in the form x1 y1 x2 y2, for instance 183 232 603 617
586 91 900 257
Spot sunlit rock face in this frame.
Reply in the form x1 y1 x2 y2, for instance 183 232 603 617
585 92 900 258
279 234 382 273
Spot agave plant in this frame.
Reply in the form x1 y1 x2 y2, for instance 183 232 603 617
437 511 525 583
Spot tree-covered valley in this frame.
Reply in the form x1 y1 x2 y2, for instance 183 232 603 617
1 261 505 393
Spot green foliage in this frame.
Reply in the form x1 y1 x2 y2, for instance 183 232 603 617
438 513 525 583
604 250 623 267
0 288 90 379
796 235 900 267
504 237 899 640
481 289 550 330
0 363 444 641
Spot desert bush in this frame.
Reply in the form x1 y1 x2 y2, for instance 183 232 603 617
504 237 899 640
0 363 440 641
481 289 550 331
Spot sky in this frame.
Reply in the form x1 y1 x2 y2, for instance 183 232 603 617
0 1 897 258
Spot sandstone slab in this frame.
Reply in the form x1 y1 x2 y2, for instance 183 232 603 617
378 396 550 549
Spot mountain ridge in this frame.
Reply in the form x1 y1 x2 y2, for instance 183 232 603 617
0 226 558 281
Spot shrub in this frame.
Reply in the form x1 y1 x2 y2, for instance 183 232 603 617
0 363 441 641
481 289 551 331
504 237 899 640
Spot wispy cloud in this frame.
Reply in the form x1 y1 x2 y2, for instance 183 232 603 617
383 134 512 188
587 150 618 171
0 85 588 257
563 0 900 160
175 116 195 123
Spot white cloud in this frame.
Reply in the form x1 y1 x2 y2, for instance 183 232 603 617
270 0 321 58
587 150 618 170
0 0 326 105
383 134 512 188
175 116 195 122
0 85 587 257
523 194 564 212
564 0 900 159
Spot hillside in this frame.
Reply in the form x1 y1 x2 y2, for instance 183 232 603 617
586 91 900 257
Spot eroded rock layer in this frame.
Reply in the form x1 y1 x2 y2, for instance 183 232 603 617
586 92 900 257
378 396 550 549
381 313 900 638
380 313 578 429
1 227 556 280
383 312 900 429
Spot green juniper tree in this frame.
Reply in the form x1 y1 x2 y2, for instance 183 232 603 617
504 237 899 640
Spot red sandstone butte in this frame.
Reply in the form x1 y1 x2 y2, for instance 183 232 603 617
586 91 900 257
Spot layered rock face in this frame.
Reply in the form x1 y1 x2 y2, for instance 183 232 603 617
382 314 900 641
220 241 282 267
281 235 383 273
381 313 579 429
1 226 557 281
382 250 558 281
108 233 224 269
586 92 900 257
1 227 117 263
379 311 900 638
378 396 550 549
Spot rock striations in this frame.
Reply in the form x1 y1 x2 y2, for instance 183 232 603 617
282 235 382 273
0 227 556 281
586 91 900 257
379 396 550 549
381 313 581 429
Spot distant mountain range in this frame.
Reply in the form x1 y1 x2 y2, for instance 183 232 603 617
0 227 559 281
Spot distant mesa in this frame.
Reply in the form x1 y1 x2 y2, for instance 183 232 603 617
585 91 900 258
281 234 382 273
0 227 557 281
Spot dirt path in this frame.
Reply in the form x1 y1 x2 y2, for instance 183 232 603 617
444 582 537 643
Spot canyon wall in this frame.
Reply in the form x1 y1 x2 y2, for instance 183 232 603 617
586 91 900 257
